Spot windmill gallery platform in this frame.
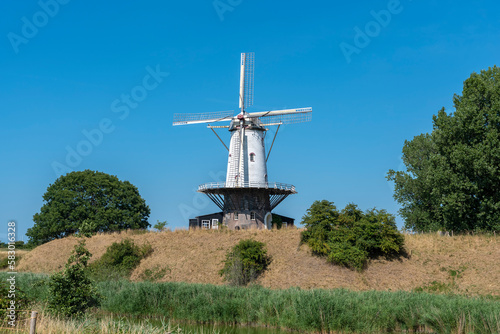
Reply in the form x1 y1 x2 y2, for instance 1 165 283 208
173 53 312 230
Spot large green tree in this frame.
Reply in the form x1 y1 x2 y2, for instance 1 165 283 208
387 66 500 232
27 170 150 245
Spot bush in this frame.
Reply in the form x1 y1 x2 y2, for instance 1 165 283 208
140 265 170 282
219 239 271 286
153 220 168 232
90 239 152 281
48 240 101 317
271 215 283 229
301 201 405 270
0 281 31 320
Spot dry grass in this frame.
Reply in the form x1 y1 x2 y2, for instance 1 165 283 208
0 309 202 334
17 229 500 296
0 250 31 260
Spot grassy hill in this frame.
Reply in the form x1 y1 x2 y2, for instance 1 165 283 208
16 229 500 296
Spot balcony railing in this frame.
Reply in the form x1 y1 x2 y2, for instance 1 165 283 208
198 182 296 192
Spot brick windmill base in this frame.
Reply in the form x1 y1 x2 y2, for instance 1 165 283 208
197 183 296 229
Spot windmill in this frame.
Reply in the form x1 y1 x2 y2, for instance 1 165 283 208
173 53 312 229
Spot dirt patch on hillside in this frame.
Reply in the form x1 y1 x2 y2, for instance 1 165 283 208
17 229 500 296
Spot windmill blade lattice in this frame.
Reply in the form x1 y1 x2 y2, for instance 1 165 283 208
243 52 254 109
247 107 312 125
258 111 312 125
173 110 234 126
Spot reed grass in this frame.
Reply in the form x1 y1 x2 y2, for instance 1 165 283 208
4 272 500 333
0 308 221 334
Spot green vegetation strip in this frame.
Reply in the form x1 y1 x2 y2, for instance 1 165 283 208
4 273 500 333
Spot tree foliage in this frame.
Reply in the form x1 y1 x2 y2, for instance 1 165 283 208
387 66 500 232
153 220 168 232
219 239 271 286
48 240 101 317
27 170 151 246
271 215 283 229
301 200 405 270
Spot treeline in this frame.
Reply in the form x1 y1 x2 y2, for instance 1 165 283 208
0 241 30 249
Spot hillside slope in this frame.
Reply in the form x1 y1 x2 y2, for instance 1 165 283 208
17 229 500 296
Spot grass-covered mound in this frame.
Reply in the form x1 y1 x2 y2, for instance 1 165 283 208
14 229 500 296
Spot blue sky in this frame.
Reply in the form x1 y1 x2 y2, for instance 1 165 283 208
1 0 499 242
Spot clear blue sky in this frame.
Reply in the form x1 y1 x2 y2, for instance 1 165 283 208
1 0 499 242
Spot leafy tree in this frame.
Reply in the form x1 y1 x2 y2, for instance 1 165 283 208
48 240 101 317
301 200 405 270
219 239 271 286
300 200 340 255
153 220 168 232
27 170 151 246
387 66 500 232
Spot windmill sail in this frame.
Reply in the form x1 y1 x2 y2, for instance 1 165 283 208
247 107 312 125
173 110 234 125
239 52 254 112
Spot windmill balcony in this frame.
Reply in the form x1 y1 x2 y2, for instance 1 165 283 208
198 182 296 193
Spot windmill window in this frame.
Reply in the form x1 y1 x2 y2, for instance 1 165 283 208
250 212 256 220
234 212 239 220
250 153 255 162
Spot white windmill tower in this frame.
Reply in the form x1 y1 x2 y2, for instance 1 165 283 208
173 53 312 229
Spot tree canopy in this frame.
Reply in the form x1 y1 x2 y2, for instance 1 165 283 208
387 66 500 232
301 200 404 270
27 170 150 245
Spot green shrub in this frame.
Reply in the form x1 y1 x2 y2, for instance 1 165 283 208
301 201 405 270
48 240 101 317
271 215 283 229
0 254 23 270
90 239 152 281
0 281 31 321
140 265 170 282
219 239 271 286
153 220 168 232
0 257 8 269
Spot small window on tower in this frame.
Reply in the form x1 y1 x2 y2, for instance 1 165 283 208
250 153 255 162
234 212 239 220
250 212 256 220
